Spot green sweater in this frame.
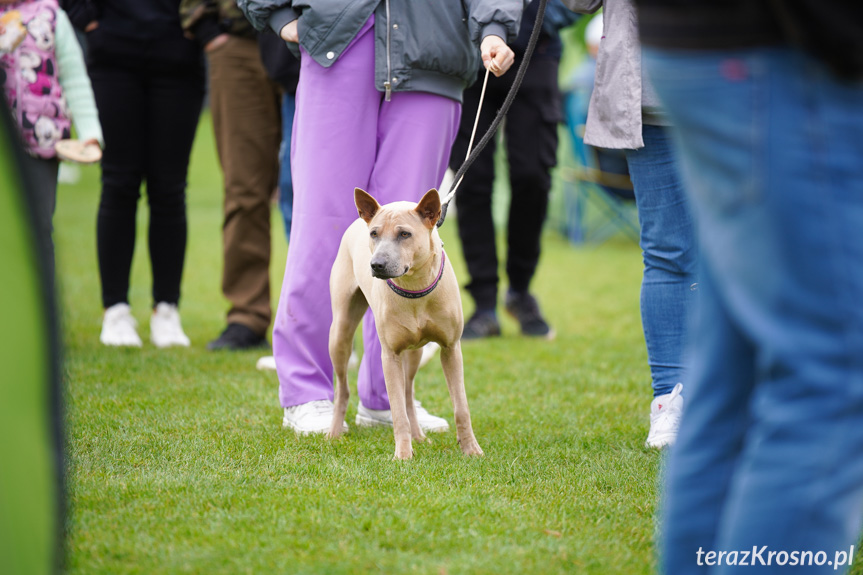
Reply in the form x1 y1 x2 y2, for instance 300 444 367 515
56 8 102 147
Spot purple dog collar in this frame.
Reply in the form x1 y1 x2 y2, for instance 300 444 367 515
387 251 446 299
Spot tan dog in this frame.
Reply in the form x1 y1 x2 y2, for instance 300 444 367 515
327 187 483 460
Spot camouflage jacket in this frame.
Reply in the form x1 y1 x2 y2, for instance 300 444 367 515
180 0 256 45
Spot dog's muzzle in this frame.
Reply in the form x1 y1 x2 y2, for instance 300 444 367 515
370 257 408 279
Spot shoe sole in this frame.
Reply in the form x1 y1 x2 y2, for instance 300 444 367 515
521 328 556 341
356 413 449 433
543 328 557 341
283 420 348 436
100 338 142 347
207 341 269 351
505 309 555 340
645 432 676 449
355 413 391 428
461 329 501 340
151 338 191 348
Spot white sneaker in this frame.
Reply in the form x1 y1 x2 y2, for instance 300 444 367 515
356 400 450 433
150 302 190 348
418 342 440 369
256 355 277 371
100 303 142 347
283 400 348 435
646 383 684 448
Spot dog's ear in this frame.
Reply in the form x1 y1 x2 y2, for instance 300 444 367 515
355 187 380 224
414 189 441 229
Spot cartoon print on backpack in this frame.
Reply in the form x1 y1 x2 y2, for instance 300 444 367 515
0 2 71 158
0 2 70 157
0 10 27 54
22 109 67 150
19 48 55 95
26 9 55 51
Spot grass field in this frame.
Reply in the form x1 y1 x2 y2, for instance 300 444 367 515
55 111 663 574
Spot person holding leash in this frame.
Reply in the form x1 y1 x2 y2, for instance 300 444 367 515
237 0 522 435
451 0 577 341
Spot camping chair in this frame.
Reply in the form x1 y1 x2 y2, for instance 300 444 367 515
560 89 639 244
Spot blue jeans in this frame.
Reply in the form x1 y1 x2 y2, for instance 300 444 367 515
625 125 697 398
278 93 296 241
644 47 863 574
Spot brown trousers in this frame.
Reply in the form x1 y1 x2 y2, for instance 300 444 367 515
207 36 281 335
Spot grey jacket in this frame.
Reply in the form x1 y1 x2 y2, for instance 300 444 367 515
237 0 523 103
563 0 667 149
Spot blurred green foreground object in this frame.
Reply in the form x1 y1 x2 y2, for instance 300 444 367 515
0 106 63 574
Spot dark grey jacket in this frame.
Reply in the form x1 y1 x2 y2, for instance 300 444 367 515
237 0 522 103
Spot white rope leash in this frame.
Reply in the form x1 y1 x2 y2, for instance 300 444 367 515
442 66 491 207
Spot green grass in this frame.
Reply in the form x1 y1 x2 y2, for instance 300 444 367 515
56 111 661 574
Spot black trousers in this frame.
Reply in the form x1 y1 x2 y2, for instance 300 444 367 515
449 58 561 311
90 59 204 308
19 154 58 288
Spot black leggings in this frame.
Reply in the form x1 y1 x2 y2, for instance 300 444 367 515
90 60 204 308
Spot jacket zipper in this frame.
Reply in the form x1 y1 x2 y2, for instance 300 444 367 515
384 0 392 101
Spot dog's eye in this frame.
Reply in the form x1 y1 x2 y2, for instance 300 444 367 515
400 231 412 239
370 230 378 238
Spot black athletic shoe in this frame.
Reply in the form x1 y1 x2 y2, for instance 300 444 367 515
505 291 555 339
461 310 501 340
207 323 269 351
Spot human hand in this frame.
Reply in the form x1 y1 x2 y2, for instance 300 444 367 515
280 20 298 43
54 138 102 163
85 20 98 32
481 35 515 77
204 33 230 53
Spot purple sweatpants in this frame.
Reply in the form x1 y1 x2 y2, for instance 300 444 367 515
274 17 461 409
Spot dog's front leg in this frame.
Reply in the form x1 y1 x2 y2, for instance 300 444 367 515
403 348 427 442
327 321 350 439
440 342 483 456
327 285 367 439
382 350 413 459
